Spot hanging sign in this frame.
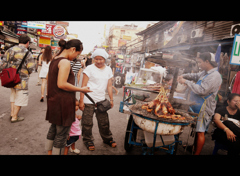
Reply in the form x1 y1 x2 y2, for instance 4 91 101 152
15 21 27 35
37 24 55 36
53 25 65 38
230 34 240 65
39 36 51 47
22 21 46 30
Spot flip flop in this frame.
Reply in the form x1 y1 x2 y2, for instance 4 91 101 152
11 117 24 123
104 140 117 148
85 141 95 151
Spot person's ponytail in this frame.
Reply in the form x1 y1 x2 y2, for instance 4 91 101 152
56 39 67 57
55 39 83 57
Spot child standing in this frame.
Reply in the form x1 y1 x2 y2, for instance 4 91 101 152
64 100 82 155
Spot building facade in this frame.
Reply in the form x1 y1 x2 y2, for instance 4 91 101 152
107 24 144 56
135 21 240 102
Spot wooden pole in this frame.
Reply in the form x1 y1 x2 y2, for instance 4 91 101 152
168 67 179 104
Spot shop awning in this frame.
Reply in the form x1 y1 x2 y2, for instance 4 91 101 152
0 30 19 44
152 38 234 53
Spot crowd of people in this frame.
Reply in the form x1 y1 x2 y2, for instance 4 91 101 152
0 34 118 155
1 34 240 155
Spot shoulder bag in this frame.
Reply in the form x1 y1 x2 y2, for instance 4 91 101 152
84 93 112 112
0 51 29 88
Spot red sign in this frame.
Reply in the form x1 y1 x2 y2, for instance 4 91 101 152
51 46 60 50
0 21 4 26
37 24 55 36
39 44 49 48
118 39 127 47
53 25 65 38
108 50 115 54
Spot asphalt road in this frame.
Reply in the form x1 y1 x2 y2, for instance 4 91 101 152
0 72 225 155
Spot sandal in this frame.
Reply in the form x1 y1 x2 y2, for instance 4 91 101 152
11 117 24 123
104 140 117 148
85 141 95 151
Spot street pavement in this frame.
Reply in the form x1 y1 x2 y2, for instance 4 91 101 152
0 72 226 155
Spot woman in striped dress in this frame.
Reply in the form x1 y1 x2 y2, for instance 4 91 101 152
70 58 82 87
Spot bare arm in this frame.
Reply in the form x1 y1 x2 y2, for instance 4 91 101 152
107 77 114 108
77 68 82 85
112 67 115 77
38 55 42 66
79 73 89 111
57 59 91 93
213 113 236 142
213 113 228 130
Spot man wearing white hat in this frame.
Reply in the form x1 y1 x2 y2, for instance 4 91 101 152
178 52 222 155
79 49 117 151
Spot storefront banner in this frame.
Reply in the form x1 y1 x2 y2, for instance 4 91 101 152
15 21 27 36
22 21 46 30
39 36 51 45
53 25 65 38
37 24 56 36
118 39 127 47
51 40 58 46
230 34 240 65
108 50 115 54
51 46 60 50
123 35 131 41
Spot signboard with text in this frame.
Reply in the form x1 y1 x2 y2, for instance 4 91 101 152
15 21 27 36
118 39 127 47
37 24 55 36
230 34 240 65
39 36 51 47
22 21 46 30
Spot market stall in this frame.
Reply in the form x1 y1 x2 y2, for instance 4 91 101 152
119 53 198 155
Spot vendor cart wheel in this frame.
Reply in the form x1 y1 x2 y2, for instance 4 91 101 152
124 115 137 152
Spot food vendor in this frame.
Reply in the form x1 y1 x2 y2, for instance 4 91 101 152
177 52 222 155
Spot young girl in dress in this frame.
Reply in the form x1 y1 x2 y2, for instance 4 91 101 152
39 45 52 102
64 99 82 155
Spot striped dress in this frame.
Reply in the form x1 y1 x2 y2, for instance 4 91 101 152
70 60 82 86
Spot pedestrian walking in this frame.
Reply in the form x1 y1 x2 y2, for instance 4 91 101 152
212 93 240 155
0 34 35 123
110 56 119 95
36 48 44 86
39 45 52 102
64 99 82 155
79 48 117 151
178 52 222 155
45 39 91 155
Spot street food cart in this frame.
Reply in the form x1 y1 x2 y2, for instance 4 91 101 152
119 53 198 155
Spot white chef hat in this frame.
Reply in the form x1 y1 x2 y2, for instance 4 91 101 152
91 49 109 60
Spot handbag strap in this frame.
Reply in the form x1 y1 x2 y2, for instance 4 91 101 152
16 50 30 73
84 93 96 105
